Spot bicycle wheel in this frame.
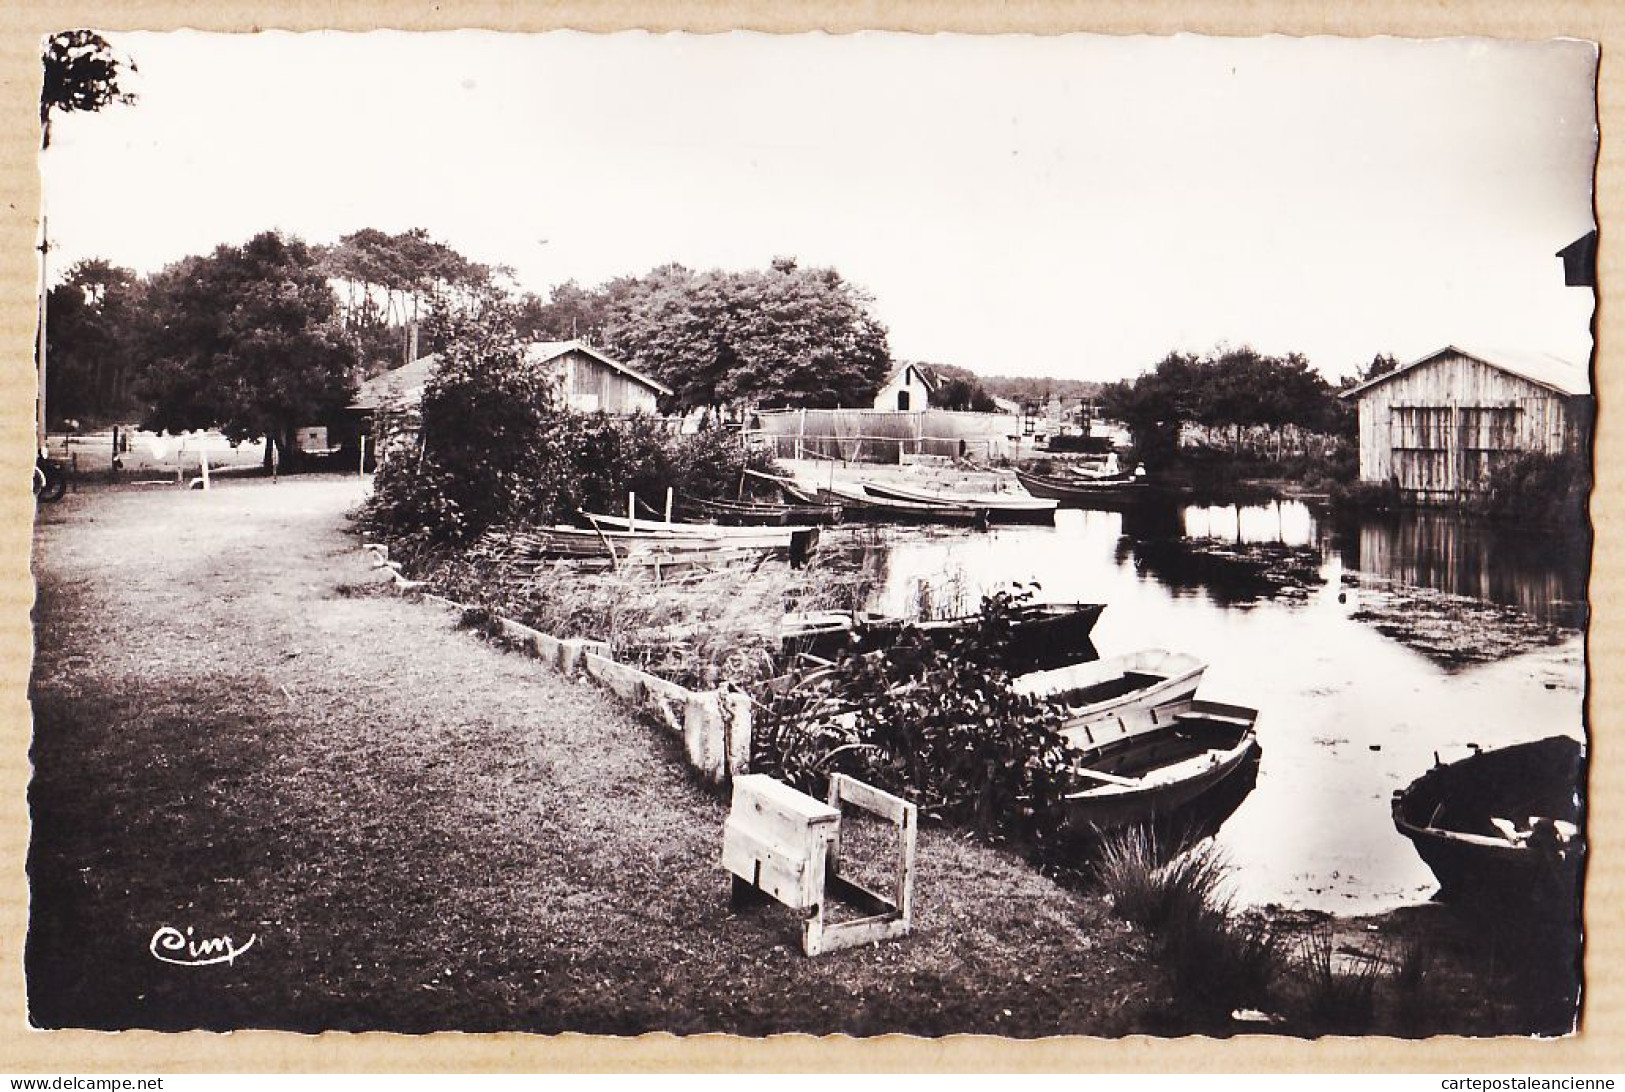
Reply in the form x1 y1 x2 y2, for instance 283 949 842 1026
36 464 66 503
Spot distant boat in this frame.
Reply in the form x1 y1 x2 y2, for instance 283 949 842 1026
860 480 1059 523
1392 736 1585 906
1053 698 1262 836
1013 648 1207 732
1013 467 1149 508
784 601 1106 671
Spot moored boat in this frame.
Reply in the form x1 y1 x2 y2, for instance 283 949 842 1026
860 480 1059 523
784 601 1106 671
1013 466 1149 508
814 482 989 525
1054 698 1262 836
1013 648 1206 728
681 494 843 526
1392 735 1585 906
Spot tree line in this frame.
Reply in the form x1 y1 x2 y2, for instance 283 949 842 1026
1097 348 1358 463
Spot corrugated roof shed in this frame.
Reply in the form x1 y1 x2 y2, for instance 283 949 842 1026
1341 344 1590 400
347 340 673 412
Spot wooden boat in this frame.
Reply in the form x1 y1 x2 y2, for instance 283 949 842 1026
1054 698 1261 835
579 510 819 554
1013 467 1149 508
1012 648 1207 727
815 482 989 525
860 481 1058 524
478 525 801 572
784 601 1106 671
744 468 829 506
1392 736 1584 905
682 495 843 526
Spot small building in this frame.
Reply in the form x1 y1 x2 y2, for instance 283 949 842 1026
345 340 672 459
528 340 671 415
872 363 935 412
1557 231 1597 288
1340 345 1591 505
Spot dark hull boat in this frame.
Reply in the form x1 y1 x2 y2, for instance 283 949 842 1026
861 481 1058 524
783 601 1106 672
682 495 844 526
1055 698 1262 838
1013 467 1149 508
1392 735 1585 906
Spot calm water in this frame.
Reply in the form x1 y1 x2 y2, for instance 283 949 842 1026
865 500 1588 913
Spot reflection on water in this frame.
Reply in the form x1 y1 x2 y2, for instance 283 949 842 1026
1339 511 1589 628
863 498 1588 913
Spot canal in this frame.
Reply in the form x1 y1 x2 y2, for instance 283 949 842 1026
864 499 1588 913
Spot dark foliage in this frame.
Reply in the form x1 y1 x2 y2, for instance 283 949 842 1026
1100 347 1348 465
41 30 136 144
1475 452 1591 530
361 301 776 551
135 231 356 466
929 375 996 413
752 589 1077 843
511 258 892 410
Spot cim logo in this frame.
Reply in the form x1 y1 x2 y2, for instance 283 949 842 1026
148 924 257 967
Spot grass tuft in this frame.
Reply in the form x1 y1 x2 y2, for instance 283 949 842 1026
1296 922 1384 1030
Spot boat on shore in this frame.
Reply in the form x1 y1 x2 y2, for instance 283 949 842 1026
579 510 819 553
1013 648 1207 728
861 480 1058 524
1013 467 1149 508
681 494 843 526
1392 735 1585 906
1054 697 1262 836
784 601 1106 671
476 523 810 572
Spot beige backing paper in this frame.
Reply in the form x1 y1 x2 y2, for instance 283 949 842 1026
0 0 1618 1074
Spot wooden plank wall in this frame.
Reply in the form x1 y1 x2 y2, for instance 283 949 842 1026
1355 351 1579 502
563 349 661 414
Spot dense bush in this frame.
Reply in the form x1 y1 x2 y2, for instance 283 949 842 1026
1476 451 1591 530
360 303 776 551
751 590 1077 842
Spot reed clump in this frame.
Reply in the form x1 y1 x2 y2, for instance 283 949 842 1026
1295 921 1384 1030
1093 828 1284 1016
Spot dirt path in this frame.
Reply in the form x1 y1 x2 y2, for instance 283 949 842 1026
27 476 1157 1035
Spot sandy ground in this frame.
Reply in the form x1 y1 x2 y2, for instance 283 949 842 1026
26 474 1162 1035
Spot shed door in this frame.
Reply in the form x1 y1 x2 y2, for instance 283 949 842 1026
1390 406 1454 495
897 390 911 411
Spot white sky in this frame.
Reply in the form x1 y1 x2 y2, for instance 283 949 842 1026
40 30 1598 382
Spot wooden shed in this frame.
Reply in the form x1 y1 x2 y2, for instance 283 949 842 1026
527 340 672 415
1340 345 1591 505
344 340 672 462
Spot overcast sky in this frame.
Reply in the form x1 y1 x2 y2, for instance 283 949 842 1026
41 30 1598 382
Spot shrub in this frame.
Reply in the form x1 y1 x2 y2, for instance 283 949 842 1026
360 304 779 546
751 589 1077 840
1329 477 1401 513
1295 922 1383 1030
1475 451 1590 529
